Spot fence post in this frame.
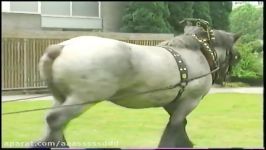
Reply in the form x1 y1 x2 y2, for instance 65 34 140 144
23 39 27 89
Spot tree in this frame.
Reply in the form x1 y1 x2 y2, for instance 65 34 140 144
192 2 212 26
229 4 263 80
209 2 232 30
167 2 194 34
231 43 262 79
229 4 263 43
120 2 172 33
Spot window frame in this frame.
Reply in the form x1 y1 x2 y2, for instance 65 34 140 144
3 1 101 18
2 1 41 14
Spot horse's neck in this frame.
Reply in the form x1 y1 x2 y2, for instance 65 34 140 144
171 34 203 50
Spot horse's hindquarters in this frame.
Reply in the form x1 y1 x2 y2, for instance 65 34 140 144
51 40 131 102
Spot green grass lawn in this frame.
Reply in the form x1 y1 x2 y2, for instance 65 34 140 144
2 93 263 148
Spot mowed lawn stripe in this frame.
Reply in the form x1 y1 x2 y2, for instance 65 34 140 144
2 93 263 148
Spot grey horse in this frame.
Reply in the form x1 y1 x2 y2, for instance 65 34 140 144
34 26 240 148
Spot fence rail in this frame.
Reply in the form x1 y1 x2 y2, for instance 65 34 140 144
2 32 174 91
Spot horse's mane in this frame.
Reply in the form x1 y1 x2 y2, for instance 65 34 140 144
157 34 201 50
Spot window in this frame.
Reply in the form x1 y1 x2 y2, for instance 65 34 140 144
10 1 38 13
4 1 100 18
3 1 102 29
41 2 100 17
72 2 99 17
41 2 70 16
40 2 102 29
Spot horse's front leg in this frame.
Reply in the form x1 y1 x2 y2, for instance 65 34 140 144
159 97 200 148
32 95 95 148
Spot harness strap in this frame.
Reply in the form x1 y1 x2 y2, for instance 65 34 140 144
159 46 188 99
192 34 218 83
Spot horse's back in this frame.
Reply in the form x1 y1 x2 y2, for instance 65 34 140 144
59 36 121 45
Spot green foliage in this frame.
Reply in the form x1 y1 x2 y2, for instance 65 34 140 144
229 4 263 43
120 2 172 33
121 2 232 34
209 2 232 30
246 40 263 53
167 2 194 34
229 4 263 79
193 2 212 26
231 43 263 79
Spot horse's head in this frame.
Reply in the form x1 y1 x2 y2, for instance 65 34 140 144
184 25 241 84
213 30 241 84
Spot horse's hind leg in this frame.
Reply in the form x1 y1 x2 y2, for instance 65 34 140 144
34 95 95 148
159 97 200 148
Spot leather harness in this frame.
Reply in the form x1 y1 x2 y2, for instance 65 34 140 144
192 33 218 81
159 46 189 99
159 32 219 100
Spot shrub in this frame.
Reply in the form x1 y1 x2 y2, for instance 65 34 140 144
120 2 172 33
231 42 263 79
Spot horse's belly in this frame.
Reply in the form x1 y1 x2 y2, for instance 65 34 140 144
109 88 179 108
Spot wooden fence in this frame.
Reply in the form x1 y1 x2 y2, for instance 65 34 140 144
2 31 174 91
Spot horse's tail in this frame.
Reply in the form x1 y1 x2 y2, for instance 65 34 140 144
39 44 64 100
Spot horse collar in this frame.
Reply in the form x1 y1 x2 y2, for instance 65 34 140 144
159 34 219 99
192 34 219 83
